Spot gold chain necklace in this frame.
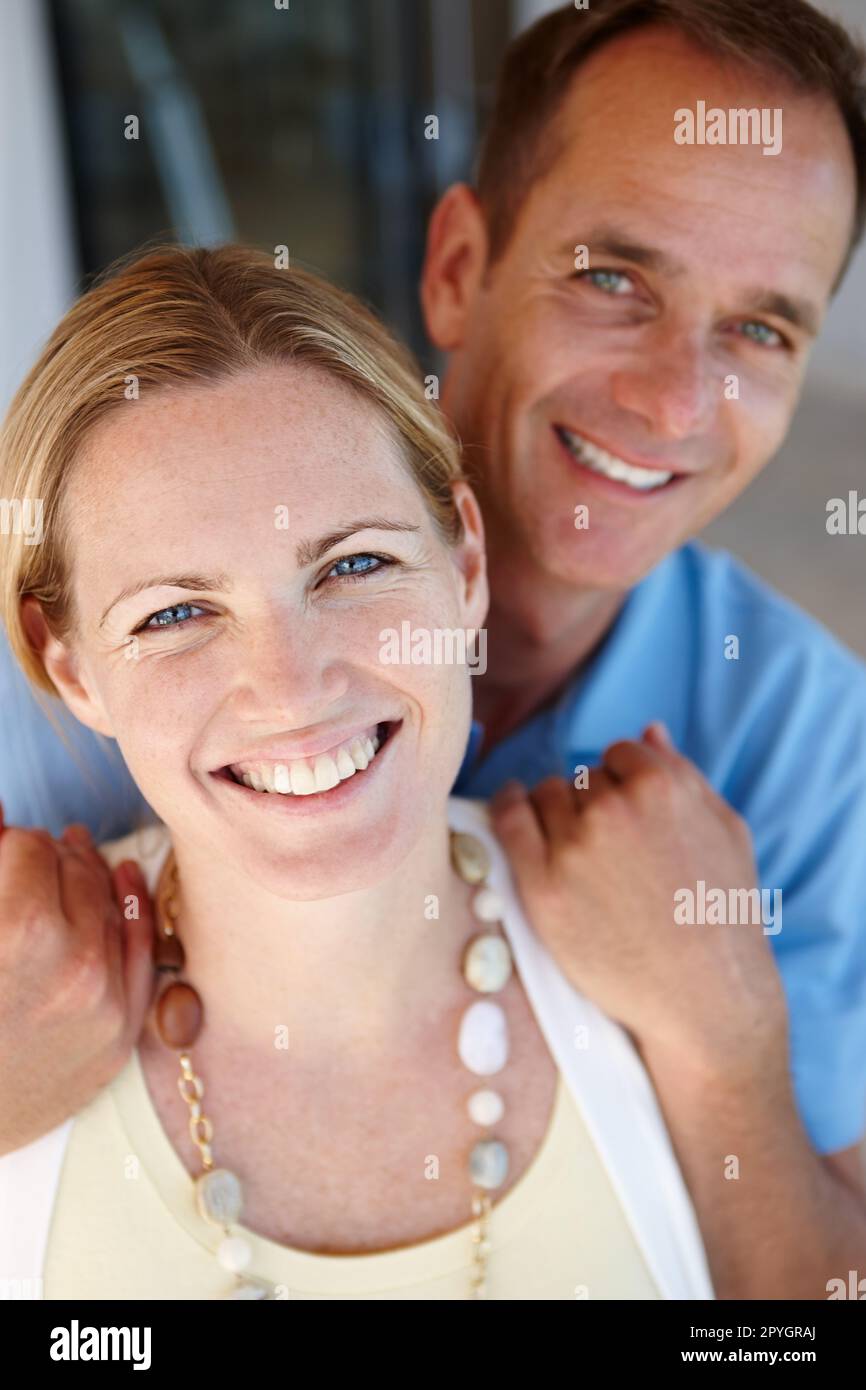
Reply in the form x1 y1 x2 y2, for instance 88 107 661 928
152 829 514 1299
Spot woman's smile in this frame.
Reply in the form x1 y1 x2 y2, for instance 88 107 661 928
209 718 402 814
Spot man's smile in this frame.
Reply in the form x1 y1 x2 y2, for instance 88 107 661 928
554 424 689 498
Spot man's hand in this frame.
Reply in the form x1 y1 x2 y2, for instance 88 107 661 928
491 727 866 1298
0 803 156 1155
489 721 787 1066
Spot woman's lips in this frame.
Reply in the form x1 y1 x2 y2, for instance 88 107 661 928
210 720 399 809
226 723 385 795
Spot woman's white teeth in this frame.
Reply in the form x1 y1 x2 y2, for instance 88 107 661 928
336 746 356 779
234 730 382 796
559 427 673 490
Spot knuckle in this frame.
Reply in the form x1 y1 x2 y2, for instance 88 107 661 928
729 808 753 845
2 825 55 855
56 943 112 1015
638 763 678 804
494 795 526 830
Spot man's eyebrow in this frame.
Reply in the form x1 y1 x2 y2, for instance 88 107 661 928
294 518 421 568
99 573 232 628
567 225 688 278
567 225 821 336
742 289 820 338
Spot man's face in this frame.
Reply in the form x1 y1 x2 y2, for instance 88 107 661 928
426 25 857 591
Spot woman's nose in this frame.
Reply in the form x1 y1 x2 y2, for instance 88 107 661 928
227 618 352 725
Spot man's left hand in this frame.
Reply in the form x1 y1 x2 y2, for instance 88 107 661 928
489 721 788 1065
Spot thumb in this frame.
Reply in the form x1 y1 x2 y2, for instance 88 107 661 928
643 720 674 751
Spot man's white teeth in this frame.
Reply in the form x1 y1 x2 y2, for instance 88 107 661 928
233 731 381 796
559 428 673 490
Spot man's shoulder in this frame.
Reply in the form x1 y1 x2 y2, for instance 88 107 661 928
671 540 866 694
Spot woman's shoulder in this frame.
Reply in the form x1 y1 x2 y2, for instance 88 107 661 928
98 819 172 894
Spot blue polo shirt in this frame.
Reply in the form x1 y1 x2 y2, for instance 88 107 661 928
1 540 864 1152
453 541 866 1157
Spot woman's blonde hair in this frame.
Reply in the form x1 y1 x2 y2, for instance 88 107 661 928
0 242 464 696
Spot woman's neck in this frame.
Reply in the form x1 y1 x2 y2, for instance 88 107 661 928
151 807 474 1066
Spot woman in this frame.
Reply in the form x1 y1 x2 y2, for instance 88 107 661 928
0 244 712 1300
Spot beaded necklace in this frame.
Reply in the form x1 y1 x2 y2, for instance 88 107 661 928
152 828 514 1299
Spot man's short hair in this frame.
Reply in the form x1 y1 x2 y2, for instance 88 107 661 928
476 0 866 288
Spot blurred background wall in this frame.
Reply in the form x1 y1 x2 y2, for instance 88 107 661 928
1 0 863 656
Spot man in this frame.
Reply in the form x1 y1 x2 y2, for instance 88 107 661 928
2 0 865 1298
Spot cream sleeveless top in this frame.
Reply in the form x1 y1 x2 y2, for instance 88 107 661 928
1 798 714 1300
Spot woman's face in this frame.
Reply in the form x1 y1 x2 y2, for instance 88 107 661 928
47 363 487 897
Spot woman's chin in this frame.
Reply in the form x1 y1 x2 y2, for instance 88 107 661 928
238 809 427 900
180 719 451 897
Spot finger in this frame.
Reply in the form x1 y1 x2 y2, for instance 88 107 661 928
489 779 548 885
60 824 114 892
56 844 116 957
602 737 669 782
643 720 675 752
527 775 578 842
577 764 619 807
0 828 64 913
641 721 697 775
114 861 157 1037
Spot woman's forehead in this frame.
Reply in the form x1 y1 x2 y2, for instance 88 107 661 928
67 367 415 518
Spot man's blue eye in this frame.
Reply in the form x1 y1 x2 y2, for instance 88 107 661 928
579 269 634 296
327 553 387 580
141 602 206 631
741 320 785 349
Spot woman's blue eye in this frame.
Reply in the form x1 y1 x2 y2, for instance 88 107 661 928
740 320 785 349
579 269 634 296
326 553 389 581
140 602 206 631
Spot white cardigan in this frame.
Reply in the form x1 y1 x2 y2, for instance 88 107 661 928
0 797 714 1300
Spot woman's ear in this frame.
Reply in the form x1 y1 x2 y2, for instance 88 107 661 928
21 596 114 738
450 481 489 634
420 183 489 352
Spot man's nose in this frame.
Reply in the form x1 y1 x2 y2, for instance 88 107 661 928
609 329 718 442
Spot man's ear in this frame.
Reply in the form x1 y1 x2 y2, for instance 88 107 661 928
420 183 489 352
21 596 114 738
450 481 489 632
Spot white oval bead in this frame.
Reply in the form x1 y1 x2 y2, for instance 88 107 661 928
458 1000 509 1076
463 933 513 993
450 832 491 885
468 1088 505 1126
472 887 505 923
470 1138 509 1190
217 1235 252 1272
195 1167 244 1227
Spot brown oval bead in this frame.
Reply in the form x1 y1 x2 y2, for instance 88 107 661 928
154 931 185 973
156 981 203 1048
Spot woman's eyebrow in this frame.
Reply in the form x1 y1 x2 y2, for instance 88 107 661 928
99 573 232 628
98 522 421 627
294 518 420 568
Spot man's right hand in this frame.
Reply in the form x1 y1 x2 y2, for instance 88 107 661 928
0 803 156 1155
